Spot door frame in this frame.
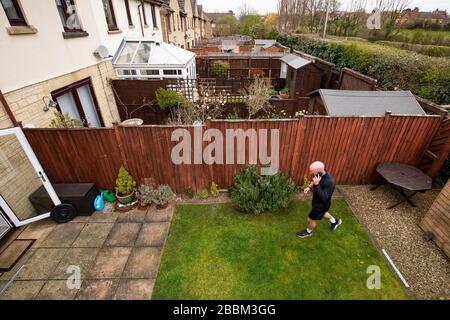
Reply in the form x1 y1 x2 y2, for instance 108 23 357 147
0 127 61 227
51 77 105 127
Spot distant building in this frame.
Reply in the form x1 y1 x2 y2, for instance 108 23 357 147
398 8 449 26
205 11 235 36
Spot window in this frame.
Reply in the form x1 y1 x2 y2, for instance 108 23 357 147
150 4 157 28
52 78 104 128
0 0 26 26
102 0 118 31
117 69 137 76
55 0 82 31
167 13 171 32
124 0 132 26
163 70 181 76
141 70 160 76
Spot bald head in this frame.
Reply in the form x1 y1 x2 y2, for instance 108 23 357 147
309 161 325 175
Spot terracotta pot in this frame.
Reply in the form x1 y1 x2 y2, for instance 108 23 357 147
138 203 149 211
280 94 289 99
116 190 135 205
157 203 169 210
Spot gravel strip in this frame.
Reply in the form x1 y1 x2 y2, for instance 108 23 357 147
339 185 450 300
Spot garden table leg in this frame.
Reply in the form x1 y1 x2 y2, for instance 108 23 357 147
387 187 420 209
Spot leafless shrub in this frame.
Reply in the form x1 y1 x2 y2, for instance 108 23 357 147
242 77 273 119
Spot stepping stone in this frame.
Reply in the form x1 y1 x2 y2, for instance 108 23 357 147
72 223 114 248
113 279 155 300
75 280 119 300
88 247 131 279
105 223 141 247
0 240 34 271
36 280 80 300
135 223 169 247
122 247 161 279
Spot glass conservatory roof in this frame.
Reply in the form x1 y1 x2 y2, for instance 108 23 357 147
113 39 196 68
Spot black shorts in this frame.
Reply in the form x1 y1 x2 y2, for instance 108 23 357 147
308 205 331 221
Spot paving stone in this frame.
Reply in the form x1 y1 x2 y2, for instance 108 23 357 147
145 206 174 222
69 216 90 223
113 279 154 300
105 223 141 247
135 223 169 247
51 248 100 280
75 280 119 300
40 223 85 248
88 247 132 279
17 219 56 248
117 210 147 223
18 248 66 280
122 247 161 279
72 223 114 248
35 280 80 300
89 211 120 223
0 280 45 300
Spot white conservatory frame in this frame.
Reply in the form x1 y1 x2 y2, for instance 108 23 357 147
112 39 197 80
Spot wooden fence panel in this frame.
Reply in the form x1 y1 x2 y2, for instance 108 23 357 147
24 115 444 193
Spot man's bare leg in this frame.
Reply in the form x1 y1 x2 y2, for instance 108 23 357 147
323 212 342 230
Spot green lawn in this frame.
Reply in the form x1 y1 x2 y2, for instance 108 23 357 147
152 199 408 300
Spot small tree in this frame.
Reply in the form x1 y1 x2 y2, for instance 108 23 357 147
155 88 185 110
211 60 230 79
243 77 273 119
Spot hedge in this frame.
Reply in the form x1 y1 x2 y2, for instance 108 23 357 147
278 36 450 105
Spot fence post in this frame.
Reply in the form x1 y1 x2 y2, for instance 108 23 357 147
290 116 306 183
113 122 129 169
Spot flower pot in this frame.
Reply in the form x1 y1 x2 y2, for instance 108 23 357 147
280 94 289 99
116 190 135 205
138 203 150 211
157 203 169 210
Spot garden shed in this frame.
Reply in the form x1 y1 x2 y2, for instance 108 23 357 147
307 89 426 116
112 39 196 80
280 53 323 98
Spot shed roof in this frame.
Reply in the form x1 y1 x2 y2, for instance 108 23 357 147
113 39 195 68
280 53 312 69
313 89 426 116
255 39 277 49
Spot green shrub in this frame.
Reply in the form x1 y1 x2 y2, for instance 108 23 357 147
197 189 209 199
115 166 136 196
211 60 230 79
229 165 298 214
49 112 83 128
155 88 185 110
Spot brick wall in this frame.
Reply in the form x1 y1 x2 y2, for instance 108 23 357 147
2 60 120 128
420 181 450 258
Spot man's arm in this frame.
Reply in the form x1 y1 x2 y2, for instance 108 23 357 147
313 180 334 202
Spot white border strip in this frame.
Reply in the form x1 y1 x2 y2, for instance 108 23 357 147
382 249 410 288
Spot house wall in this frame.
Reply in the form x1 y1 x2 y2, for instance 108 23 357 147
2 60 120 128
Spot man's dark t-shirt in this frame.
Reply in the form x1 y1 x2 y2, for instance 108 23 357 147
309 172 336 220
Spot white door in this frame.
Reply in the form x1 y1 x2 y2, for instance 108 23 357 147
0 127 61 227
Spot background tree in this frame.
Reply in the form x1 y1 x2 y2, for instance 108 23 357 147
215 15 239 36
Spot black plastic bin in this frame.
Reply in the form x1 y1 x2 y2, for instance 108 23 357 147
29 183 98 216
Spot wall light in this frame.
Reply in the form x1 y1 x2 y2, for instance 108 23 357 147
42 96 58 112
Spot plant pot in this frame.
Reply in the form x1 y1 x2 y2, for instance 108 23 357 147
280 94 289 99
116 190 135 205
138 203 150 211
157 203 169 210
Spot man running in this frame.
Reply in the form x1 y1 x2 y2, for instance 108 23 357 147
296 161 342 238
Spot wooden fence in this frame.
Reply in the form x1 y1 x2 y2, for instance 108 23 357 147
24 115 444 194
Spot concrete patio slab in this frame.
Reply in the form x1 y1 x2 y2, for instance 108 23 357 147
89 211 120 223
75 280 119 300
72 223 114 248
122 247 161 279
117 210 147 223
18 248 66 280
135 223 169 247
36 280 80 300
40 223 85 248
88 247 132 279
105 223 141 247
113 279 155 300
17 220 56 248
0 249 34 280
51 247 100 280
146 206 174 222
0 281 45 300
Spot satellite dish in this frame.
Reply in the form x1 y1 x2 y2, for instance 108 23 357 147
94 45 110 59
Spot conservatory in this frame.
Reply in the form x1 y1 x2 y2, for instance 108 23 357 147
112 39 197 80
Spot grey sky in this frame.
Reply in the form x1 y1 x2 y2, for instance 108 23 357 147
201 0 450 15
